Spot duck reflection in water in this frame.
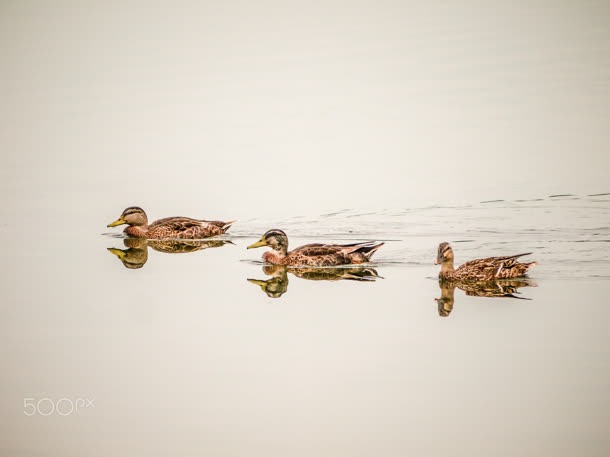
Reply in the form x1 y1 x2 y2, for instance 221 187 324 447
107 238 233 269
435 278 536 317
248 264 382 298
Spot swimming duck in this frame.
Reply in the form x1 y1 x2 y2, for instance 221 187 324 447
107 206 235 239
247 229 384 266
435 242 537 280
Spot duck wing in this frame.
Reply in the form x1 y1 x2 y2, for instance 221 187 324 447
456 253 534 280
149 217 203 230
148 217 231 238
293 244 345 256
287 242 383 266
292 241 381 257
285 244 347 266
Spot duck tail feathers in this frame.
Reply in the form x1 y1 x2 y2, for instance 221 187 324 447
354 242 384 260
222 220 236 232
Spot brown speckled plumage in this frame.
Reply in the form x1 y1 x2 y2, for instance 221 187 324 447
435 242 537 281
247 229 384 267
108 207 235 239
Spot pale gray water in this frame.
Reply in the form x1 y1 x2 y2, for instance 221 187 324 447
1 195 609 456
2 1 610 456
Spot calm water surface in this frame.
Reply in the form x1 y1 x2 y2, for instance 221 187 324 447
3 0 610 454
1 195 609 456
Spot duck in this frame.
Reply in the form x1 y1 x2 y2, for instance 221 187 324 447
435 242 537 280
247 229 384 266
107 206 235 239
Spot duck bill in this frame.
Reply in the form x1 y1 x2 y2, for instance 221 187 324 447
434 259 439 265
107 248 126 260
107 217 126 227
247 239 267 249
247 278 267 286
